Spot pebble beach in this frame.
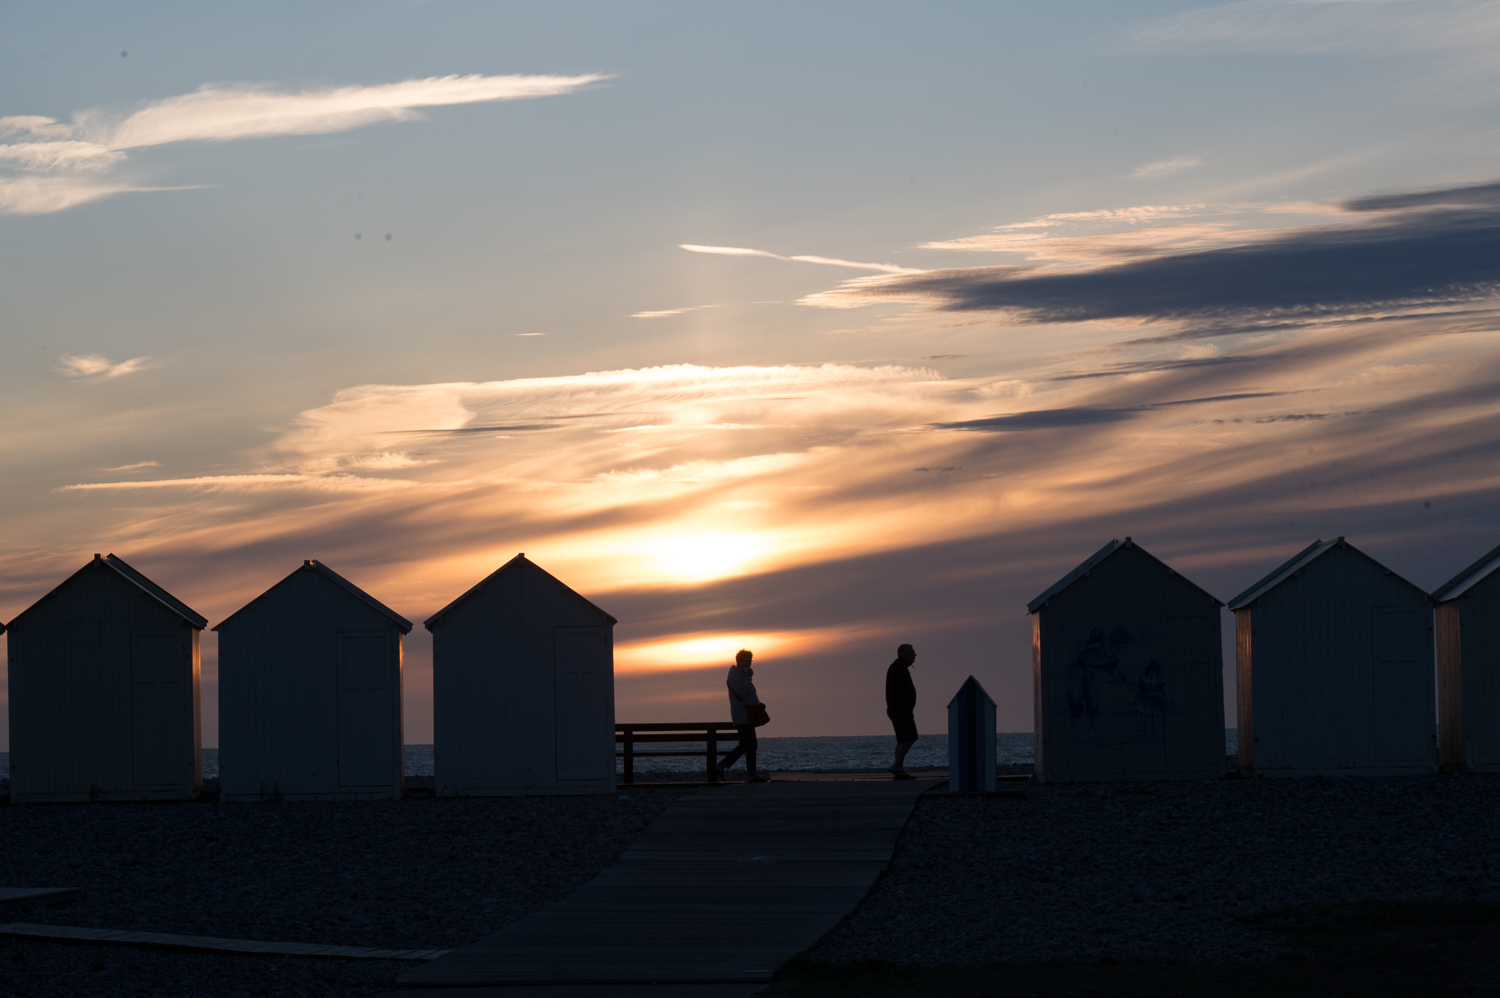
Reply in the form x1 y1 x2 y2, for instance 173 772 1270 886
2 767 1497 996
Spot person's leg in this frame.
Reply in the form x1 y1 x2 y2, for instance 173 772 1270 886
889 714 918 776
745 725 766 781
893 738 915 771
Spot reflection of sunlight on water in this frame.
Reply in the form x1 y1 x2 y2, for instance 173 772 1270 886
615 628 844 672
649 531 767 583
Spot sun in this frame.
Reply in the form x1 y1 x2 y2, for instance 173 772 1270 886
650 531 767 583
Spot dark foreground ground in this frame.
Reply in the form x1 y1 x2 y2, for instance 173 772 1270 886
4 898 1495 997
1 772 1496 997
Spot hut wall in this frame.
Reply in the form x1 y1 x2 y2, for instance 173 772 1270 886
1034 546 1224 781
8 565 201 802
1238 547 1434 776
432 564 615 796
218 570 404 801
1438 572 1500 772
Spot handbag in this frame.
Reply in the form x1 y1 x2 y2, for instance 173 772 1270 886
728 676 771 727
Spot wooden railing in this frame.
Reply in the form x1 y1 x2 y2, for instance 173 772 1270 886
616 723 742 785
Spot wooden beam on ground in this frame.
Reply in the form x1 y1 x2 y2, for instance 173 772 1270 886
0 922 449 961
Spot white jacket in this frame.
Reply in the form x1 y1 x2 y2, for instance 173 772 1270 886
726 664 760 724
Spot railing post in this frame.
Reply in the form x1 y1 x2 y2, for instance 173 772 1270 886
623 726 635 786
707 727 718 784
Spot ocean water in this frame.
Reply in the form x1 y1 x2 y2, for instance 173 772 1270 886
0 731 1239 782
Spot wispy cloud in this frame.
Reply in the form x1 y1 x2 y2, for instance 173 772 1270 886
1130 156 1203 180
681 243 923 275
0 73 607 214
632 305 713 319
804 178 1500 324
61 473 414 493
105 460 159 472
56 354 148 378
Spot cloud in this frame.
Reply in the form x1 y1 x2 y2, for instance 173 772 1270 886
681 244 923 275
0 73 606 214
60 473 414 493
56 354 148 378
105 461 159 472
931 393 1285 432
803 179 1500 324
1130 156 1203 180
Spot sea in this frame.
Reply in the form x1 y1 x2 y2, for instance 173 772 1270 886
0 731 1239 781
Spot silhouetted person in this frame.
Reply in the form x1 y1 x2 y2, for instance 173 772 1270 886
718 648 768 783
886 643 918 779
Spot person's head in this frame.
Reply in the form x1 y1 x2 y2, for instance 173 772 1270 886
735 648 753 668
897 643 916 665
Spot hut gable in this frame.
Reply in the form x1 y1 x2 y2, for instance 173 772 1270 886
214 560 407 801
1228 537 1428 610
8 553 206 630
1432 540 1500 603
214 560 412 634
1029 538 1225 782
424 554 616 632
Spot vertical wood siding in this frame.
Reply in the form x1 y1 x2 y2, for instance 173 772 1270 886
431 558 615 796
217 566 404 801
1033 544 1224 782
8 561 201 802
1240 545 1435 776
1438 573 1500 771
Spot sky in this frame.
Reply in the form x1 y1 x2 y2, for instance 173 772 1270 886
4 0 1500 748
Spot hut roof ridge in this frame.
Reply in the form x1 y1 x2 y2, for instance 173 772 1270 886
103 554 209 627
1432 540 1500 602
423 553 617 631
5 553 209 629
1027 537 1222 613
1228 537 1429 609
213 560 412 633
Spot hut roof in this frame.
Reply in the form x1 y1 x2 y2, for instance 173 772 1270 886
1227 536 1429 610
1026 537 1222 613
213 560 412 633
6 553 207 629
423 553 617 632
1431 540 1500 603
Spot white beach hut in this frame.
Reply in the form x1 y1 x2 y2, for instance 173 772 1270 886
1028 538 1225 782
1229 537 1435 777
6 554 206 803
215 560 411 801
428 554 616 796
1433 541 1500 773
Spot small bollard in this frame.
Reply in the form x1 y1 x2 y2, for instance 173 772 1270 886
947 675 997 792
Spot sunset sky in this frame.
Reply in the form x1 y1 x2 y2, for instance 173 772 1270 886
5 1 1500 748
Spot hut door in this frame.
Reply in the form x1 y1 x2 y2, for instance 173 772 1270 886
554 627 609 781
337 633 394 786
131 631 186 786
1373 609 1431 765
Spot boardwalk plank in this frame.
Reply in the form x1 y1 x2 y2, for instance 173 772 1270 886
398 779 935 988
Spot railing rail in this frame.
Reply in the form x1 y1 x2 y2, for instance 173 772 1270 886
616 722 741 785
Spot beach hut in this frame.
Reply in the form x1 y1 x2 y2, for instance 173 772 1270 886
215 560 410 801
1432 541 1500 773
1229 537 1435 777
1028 538 1225 782
948 676 997 792
427 554 617 796
6 553 206 803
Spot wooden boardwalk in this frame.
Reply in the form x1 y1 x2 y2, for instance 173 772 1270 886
396 778 936 990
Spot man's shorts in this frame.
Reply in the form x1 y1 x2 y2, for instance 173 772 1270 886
888 709 918 743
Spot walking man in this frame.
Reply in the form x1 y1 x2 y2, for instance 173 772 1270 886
886 643 918 780
718 649 768 783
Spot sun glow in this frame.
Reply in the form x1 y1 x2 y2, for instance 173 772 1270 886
614 627 850 673
649 531 769 583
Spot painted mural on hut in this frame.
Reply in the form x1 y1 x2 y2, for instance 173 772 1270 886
1066 625 1172 743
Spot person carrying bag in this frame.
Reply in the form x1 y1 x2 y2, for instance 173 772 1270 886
717 648 770 782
